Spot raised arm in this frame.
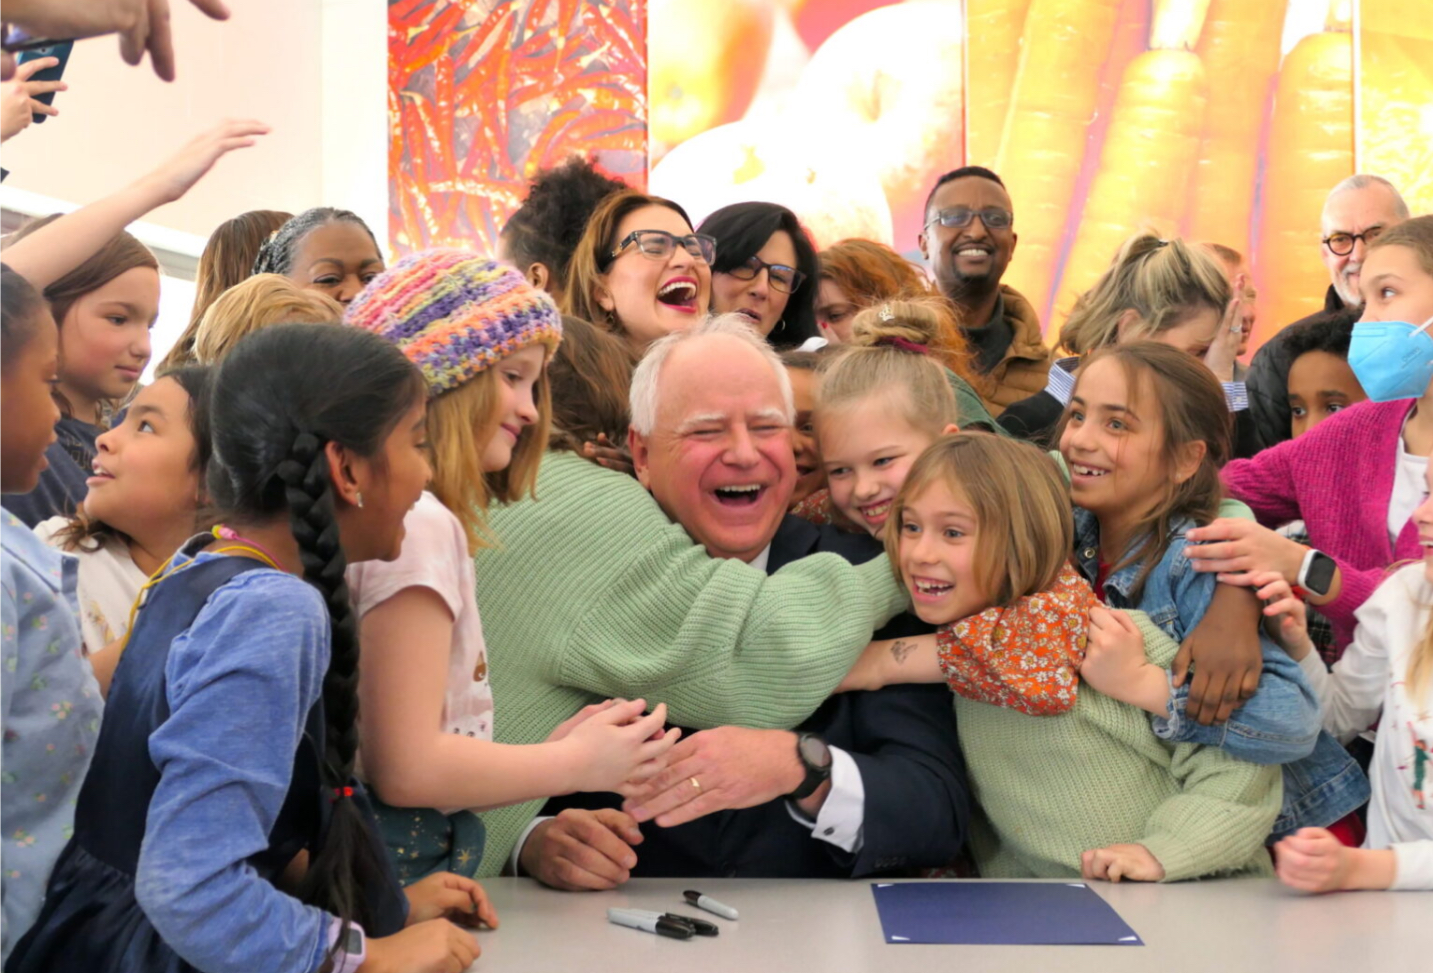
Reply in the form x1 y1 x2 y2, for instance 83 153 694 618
1 119 267 289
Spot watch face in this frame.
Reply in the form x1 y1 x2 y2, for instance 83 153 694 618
342 929 364 955
798 733 831 769
1307 553 1337 595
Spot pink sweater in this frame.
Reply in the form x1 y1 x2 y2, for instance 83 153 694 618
1221 399 1421 649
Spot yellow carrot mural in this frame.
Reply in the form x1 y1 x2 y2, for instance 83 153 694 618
1051 0 1212 330
1183 0 1285 258
994 0 1125 323
1253 0 1354 345
964 0 1034 167
1358 2 1433 221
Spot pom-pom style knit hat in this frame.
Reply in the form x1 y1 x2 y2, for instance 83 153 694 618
344 249 563 396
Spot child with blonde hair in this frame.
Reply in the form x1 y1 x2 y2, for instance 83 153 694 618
796 298 1001 530
844 433 1280 881
193 274 343 364
344 252 679 881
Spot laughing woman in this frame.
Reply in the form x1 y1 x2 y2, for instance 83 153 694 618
699 201 820 350
563 191 713 354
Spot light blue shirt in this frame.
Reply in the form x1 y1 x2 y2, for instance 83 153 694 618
1 512 102 959
133 553 336 973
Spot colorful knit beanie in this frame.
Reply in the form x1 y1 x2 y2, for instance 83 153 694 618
344 249 562 396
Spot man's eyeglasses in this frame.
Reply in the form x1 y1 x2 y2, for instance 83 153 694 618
925 207 1013 232
1322 227 1385 257
724 255 807 294
609 230 716 266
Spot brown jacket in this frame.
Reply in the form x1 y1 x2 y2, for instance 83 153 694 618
980 285 1051 416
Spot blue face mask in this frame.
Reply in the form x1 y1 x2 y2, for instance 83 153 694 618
1347 316 1433 402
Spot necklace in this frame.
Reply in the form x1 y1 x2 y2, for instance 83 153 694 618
211 525 284 570
116 527 283 652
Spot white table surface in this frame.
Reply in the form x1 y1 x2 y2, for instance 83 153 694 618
462 876 1422 972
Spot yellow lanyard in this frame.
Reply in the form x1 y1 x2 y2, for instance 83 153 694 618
118 538 281 653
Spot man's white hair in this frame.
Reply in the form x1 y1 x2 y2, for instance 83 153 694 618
1322 174 1411 230
630 314 795 437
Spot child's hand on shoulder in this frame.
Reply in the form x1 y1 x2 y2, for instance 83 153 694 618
1247 571 1314 660
1081 607 1170 716
1081 843 1165 883
403 871 499 929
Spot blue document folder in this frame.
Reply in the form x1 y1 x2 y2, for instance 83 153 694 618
871 881 1143 945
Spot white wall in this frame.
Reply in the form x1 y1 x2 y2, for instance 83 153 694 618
0 0 389 370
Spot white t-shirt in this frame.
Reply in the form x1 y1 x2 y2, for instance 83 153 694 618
347 491 495 753
1389 420 1429 545
34 517 147 656
1301 562 1433 889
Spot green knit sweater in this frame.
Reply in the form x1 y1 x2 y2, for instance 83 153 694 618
963 613 1281 882
472 450 909 875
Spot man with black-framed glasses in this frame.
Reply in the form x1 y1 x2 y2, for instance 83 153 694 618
917 166 1049 416
1244 174 1409 455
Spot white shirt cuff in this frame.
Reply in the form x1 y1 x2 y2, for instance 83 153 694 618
511 815 554 876
1223 381 1249 412
784 747 865 854
1390 840 1433 890
1044 357 1079 405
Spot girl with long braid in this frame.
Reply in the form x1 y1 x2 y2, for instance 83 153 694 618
9 325 493 973
252 207 387 309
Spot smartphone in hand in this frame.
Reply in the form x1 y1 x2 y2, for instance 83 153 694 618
16 40 74 125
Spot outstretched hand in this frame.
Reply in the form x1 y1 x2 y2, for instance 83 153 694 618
140 118 270 205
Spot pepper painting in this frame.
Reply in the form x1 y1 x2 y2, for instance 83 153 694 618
387 0 648 257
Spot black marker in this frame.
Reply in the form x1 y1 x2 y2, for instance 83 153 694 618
683 890 739 920
619 909 720 937
607 907 693 940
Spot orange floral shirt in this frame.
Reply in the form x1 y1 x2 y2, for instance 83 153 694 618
936 563 1093 716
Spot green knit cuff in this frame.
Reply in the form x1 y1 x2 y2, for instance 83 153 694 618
1138 832 1202 883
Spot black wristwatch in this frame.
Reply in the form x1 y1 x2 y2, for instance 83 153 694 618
1297 548 1337 598
788 732 832 800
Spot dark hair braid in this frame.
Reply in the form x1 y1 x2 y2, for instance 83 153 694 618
206 323 425 933
277 432 381 930
252 207 380 278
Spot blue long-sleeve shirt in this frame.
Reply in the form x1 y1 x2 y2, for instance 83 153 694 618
1 513 102 960
133 556 336 973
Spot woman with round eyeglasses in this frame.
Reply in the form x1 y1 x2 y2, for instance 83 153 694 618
698 202 820 350
564 190 715 353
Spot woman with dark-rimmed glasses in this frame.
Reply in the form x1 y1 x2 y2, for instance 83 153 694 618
699 201 820 350
563 190 715 355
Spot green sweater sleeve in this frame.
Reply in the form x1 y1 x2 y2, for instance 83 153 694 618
481 452 909 731
1129 612 1280 881
1138 744 1281 882
561 544 907 728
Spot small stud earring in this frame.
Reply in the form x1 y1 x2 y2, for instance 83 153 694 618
355 492 365 509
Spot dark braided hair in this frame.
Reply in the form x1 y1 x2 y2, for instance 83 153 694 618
251 207 380 278
206 323 424 932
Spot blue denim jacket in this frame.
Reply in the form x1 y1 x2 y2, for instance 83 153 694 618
1072 509 1369 836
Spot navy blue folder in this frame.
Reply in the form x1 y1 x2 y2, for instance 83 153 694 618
871 881 1143 945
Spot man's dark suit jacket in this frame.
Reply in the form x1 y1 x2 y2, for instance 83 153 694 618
541 514 970 878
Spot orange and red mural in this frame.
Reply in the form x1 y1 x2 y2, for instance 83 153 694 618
389 0 1433 350
387 0 648 256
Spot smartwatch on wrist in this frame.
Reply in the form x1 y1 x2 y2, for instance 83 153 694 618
1297 548 1337 599
788 732 832 800
327 921 367 973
